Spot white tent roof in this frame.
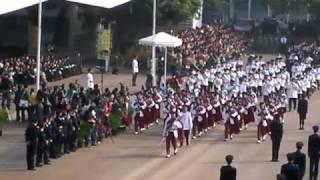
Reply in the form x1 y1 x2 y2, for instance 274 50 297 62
139 32 182 48
0 0 130 15
66 0 131 9
0 0 49 15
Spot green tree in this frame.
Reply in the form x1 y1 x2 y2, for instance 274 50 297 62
309 1 320 20
131 0 202 25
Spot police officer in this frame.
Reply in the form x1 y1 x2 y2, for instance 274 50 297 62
220 154 237 180
297 94 308 130
43 117 52 165
70 111 80 152
292 141 306 180
271 115 283 162
308 125 320 180
25 119 38 170
36 118 46 167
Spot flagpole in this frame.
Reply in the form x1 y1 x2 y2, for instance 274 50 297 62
151 0 156 86
36 0 43 90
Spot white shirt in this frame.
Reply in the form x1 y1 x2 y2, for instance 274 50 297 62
179 112 193 130
87 73 94 89
132 59 139 73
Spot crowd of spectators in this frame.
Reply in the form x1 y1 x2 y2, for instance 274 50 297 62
0 55 81 110
0 55 81 85
174 24 249 66
24 82 131 170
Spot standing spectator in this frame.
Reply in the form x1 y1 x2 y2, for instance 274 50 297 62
220 154 237 180
87 68 94 90
29 88 37 119
14 85 23 122
280 153 300 180
297 94 308 130
308 125 320 180
132 56 139 86
270 116 283 162
292 141 306 180
1 74 12 110
25 120 38 170
20 85 29 122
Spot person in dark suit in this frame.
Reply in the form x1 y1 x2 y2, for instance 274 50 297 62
280 153 300 180
308 125 320 180
297 94 308 130
25 119 39 170
271 116 283 162
292 141 306 180
220 154 237 180
276 174 286 180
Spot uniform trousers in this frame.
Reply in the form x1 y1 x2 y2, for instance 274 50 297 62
166 132 177 155
310 157 319 180
26 142 37 170
289 98 297 111
271 138 281 161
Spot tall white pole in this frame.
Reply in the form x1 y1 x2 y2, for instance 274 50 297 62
248 0 252 20
151 0 156 86
36 0 43 90
164 48 167 87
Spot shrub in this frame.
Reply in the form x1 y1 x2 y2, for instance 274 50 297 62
78 121 92 141
0 110 9 129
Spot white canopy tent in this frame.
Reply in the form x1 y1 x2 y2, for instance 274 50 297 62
139 32 182 86
0 0 48 15
67 0 131 8
0 0 131 90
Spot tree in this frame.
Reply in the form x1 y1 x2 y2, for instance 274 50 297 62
130 0 202 25
309 1 320 21
206 0 224 11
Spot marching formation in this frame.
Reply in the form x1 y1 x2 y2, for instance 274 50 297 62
132 54 320 158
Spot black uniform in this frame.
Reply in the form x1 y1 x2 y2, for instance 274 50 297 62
49 120 58 159
308 133 320 180
297 98 308 129
43 122 52 164
270 119 283 161
220 165 237 180
70 114 80 152
36 122 46 167
292 150 306 180
25 123 38 170
280 162 300 180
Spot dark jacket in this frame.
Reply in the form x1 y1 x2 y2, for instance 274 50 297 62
270 120 283 141
25 123 38 144
292 150 306 177
220 165 236 180
308 134 320 158
297 99 308 115
280 162 300 180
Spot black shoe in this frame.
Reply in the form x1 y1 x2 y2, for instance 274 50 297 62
44 162 51 165
36 164 42 167
28 168 36 171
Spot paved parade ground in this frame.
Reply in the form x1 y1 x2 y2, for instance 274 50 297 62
0 68 319 180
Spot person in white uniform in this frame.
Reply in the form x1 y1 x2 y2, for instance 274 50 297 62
87 68 94 90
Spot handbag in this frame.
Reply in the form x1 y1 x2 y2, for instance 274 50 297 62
19 99 29 108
